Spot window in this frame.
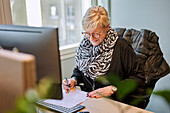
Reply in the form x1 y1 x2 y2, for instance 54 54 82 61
10 0 91 48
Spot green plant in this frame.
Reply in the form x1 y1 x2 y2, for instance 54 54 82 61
7 77 56 113
97 75 138 101
97 74 170 107
153 90 170 105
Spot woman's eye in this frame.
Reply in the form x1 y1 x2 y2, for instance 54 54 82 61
85 34 90 36
93 33 100 35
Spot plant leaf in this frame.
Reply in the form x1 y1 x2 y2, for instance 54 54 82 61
116 79 137 101
105 74 121 86
153 90 170 105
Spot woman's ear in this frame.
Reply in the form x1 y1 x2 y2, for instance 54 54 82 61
106 23 110 31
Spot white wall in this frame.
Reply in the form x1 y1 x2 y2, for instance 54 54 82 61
111 0 170 65
61 56 76 80
110 0 170 113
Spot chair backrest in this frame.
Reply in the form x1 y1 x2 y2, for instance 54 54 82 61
114 28 170 85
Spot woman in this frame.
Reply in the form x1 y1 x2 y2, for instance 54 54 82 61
62 6 147 108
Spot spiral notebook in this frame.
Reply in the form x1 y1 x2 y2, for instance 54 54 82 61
36 100 85 113
36 89 88 113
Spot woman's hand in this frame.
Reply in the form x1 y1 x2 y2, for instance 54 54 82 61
62 78 77 93
87 86 114 98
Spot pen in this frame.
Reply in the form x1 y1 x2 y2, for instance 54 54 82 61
65 76 70 90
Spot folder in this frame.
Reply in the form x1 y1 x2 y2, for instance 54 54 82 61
0 49 36 113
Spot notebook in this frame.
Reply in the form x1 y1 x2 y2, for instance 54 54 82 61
36 100 85 113
36 89 88 113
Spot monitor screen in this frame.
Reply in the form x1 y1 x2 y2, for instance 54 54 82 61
0 24 62 99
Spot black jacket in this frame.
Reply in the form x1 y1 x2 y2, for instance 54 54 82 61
114 28 170 84
72 38 145 92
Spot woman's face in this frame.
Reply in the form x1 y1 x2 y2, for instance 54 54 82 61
84 26 108 46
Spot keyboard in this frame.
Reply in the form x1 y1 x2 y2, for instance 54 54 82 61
36 99 85 113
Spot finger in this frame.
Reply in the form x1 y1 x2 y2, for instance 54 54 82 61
89 94 98 98
86 92 89 97
63 83 67 85
63 86 70 93
90 92 102 98
70 84 74 89
63 85 69 90
65 89 70 93
62 80 67 85
88 91 97 97
63 79 71 85
89 90 97 95
95 94 102 98
69 79 75 89
63 82 71 88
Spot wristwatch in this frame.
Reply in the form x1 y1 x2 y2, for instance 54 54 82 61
111 85 117 92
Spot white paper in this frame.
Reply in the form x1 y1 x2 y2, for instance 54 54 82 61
44 89 88 108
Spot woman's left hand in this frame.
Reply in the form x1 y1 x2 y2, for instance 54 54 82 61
87 86 114 98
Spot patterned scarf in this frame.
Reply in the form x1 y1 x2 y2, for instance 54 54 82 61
75 27 118 79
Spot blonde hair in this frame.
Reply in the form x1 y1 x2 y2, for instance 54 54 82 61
82 5 110 31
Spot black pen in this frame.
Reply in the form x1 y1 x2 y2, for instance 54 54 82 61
65 76 70 90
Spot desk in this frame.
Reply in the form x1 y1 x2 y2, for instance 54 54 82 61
81 98 153 113
38 97 153 113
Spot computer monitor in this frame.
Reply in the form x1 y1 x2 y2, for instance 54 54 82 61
0 24 62 99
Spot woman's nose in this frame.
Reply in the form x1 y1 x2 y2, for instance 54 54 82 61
89 35 95 41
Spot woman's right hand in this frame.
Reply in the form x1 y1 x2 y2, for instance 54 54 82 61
62 78 77 93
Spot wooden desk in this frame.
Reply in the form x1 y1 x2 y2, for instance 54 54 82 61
81 98 153 113
38 97 153 113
